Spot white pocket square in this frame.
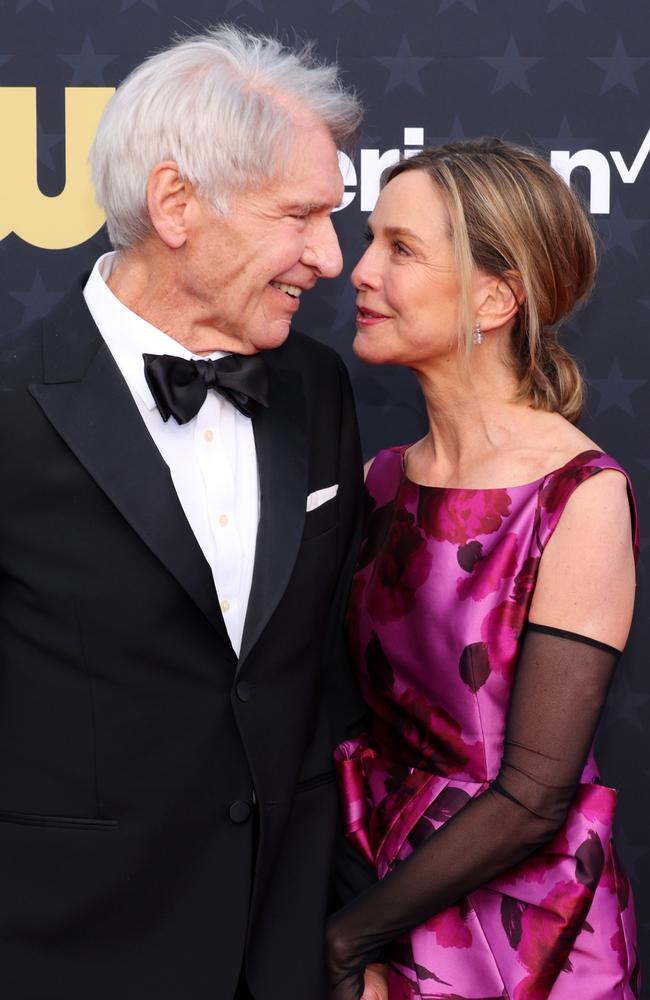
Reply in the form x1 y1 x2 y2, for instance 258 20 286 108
306 484 339 512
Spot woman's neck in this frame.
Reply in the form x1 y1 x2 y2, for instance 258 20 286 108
408 345 531 486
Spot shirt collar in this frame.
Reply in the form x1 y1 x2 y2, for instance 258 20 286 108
83 251 228 412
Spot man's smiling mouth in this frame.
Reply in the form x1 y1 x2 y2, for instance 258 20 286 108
270 281 302 298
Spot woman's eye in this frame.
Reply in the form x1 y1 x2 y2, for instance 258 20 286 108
392 241 409 256
363 228 374 244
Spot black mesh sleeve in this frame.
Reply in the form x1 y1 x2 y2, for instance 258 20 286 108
326 625 620 999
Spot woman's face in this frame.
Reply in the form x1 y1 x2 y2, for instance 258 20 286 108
351 170 468 369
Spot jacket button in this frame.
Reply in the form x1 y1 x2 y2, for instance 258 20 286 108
236 681 252 702
229 800 251 824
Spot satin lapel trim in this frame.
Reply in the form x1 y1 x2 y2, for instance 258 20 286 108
238 366 307 667
29 339 226 638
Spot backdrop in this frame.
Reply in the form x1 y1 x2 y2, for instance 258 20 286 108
2 0 649 989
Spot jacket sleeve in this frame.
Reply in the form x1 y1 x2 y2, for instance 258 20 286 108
322 353 378 907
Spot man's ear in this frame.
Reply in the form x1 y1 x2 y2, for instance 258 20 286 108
475 270 525 332
146 161 194 249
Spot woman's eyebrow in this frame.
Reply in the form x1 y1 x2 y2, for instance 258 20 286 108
383 225 426 248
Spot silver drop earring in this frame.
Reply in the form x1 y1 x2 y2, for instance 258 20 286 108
473 321 483 346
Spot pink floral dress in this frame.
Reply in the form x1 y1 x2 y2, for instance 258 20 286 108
336 447 639 999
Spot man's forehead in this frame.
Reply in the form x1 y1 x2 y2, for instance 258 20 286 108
273 165 344 213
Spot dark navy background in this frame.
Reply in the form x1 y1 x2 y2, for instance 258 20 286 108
2 0 649 988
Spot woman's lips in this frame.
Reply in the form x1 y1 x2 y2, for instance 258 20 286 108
356 305 389 327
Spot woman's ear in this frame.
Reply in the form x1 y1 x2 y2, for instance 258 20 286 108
146 161 194 249
474 270 525 332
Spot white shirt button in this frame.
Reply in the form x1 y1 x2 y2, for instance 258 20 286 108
218 513 229 527
220 598 230 614
203 429 214 443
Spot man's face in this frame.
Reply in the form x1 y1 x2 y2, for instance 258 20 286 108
182 120 345 354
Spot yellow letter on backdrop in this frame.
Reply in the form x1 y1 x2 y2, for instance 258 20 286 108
0 87 113 249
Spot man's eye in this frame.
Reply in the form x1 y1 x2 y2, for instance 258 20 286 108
392 241 409 256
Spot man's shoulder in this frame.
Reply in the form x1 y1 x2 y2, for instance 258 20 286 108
0 315 44 375
0 275 91 377
266 329 348 378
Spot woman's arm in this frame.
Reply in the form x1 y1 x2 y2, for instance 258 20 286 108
326 470 636 999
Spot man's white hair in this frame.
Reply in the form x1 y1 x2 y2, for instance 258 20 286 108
89 25 362 250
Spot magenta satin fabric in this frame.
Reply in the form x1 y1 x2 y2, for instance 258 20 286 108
336 447 640 999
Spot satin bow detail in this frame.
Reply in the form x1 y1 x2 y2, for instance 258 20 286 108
143 352 270 423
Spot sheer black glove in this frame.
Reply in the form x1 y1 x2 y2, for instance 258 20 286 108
326 625 620 1000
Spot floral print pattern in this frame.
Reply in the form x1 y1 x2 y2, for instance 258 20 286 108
336 447 639 999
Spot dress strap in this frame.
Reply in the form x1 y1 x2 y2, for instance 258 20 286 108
364 445 409 506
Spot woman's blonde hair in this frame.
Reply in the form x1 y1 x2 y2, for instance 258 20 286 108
383 138 598 423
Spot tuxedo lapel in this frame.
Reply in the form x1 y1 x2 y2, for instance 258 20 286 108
28 288 227 638
238 362 308 667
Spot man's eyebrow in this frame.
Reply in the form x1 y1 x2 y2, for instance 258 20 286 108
282 200 338 214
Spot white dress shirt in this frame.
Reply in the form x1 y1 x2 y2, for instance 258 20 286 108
83 252 259 656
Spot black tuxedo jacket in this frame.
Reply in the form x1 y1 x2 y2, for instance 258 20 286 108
0 279 367 1000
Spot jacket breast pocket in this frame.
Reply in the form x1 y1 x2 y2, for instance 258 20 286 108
295 770 336 794
0 808 118 831
302 497 339 540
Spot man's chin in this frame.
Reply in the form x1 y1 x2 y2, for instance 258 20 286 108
252 318 293 352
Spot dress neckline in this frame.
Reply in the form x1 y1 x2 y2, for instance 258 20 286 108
398 445 605 493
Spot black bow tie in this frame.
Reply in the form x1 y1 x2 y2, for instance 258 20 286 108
143 353 270 424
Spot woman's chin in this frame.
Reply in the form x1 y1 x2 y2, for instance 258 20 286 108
353 331 391 365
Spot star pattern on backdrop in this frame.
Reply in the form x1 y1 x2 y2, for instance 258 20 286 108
16 0 53 10
588 359 646 417
613 824 650 885
635 458 650 486
355 126 382 149
120 0 159 10
482 35 541 95
36 118 63 171
439 0 478 12
590 36 650 96
599 199 649 257
547 0 585 11
10 272 64 326
636 458 650 498
534 116 594 151
563 301 596 339
224 0 264 11
428 114 467 146
323 280 357 334
636 460 650 502
332 0 370 11
375 35 433 94
352 369 390 407
602 672 650 730
59 34 117 85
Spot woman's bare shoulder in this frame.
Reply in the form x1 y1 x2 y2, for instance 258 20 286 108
512 411 602 480
530 463 634 649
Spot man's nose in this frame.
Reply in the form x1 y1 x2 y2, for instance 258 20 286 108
302 217 343 278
